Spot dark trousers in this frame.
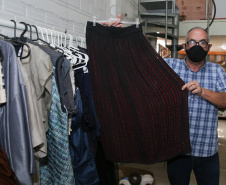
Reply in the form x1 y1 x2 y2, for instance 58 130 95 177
167 152 219 185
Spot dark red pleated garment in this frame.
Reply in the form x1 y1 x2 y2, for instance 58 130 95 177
86 21 191 164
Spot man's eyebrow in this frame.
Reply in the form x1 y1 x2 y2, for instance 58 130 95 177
188 39 207 42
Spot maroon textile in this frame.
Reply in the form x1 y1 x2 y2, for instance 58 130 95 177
0 145 20 185
86 22 191 164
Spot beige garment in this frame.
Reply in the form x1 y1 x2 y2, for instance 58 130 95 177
20 44 52 185
18 60 47 158
21 43 53 132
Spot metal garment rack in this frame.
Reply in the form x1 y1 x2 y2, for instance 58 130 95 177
0 18 85 45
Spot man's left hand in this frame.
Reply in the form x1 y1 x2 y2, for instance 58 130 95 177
182 81 203 96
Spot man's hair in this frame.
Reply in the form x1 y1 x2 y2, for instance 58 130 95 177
185 27 210 42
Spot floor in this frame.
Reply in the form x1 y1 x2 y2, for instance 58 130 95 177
118 119 226 185
119 162 226 185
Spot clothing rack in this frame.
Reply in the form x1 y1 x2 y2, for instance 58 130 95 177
0 18 85 46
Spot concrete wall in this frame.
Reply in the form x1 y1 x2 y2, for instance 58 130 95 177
0 0 139 39
0 0 109 38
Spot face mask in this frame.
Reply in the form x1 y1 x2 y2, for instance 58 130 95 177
185 45 208 63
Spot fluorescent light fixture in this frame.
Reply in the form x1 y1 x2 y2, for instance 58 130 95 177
219 44 226 50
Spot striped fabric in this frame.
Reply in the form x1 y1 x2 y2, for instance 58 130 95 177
40 68 75 184
165 58 226 157
86 22 191 163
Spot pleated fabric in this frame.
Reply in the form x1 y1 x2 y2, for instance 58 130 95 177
86 22 191 164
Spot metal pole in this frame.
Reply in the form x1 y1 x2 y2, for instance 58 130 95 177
0 18 84 43
206 0 211 34
172 14 179 58
205 0 208 19
165 0 168 47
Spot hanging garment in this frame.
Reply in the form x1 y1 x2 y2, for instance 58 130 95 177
86 22 191 164
21 43 53 132
40 68 75 185
75 47 100 154
69 87 99 185
0 48 6 104
27 39 77 116
0 145 20 185
55 56 77 115
19 56 47 158
0 40 35 184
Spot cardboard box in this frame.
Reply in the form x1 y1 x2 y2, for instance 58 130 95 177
176 0 212 20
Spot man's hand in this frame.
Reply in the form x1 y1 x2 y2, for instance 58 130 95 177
182 81 203 96
101 15 124 27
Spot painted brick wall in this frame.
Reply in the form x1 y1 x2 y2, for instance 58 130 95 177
0 0 110 38
121 0 139 21
0 0 138 39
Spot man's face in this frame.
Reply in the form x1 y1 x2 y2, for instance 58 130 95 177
183 28 210 51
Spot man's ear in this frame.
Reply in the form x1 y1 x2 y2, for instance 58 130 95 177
182 43 186 50
208 44 212 51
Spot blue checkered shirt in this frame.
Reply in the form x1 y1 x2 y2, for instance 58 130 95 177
164 58 226 157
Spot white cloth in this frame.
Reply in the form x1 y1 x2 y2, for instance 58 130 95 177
119 179 131 185
140 174 154 185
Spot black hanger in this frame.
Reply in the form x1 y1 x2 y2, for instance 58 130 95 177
30 24 49 45
26 24 32 40
7 20 31 59
10 20 17 38
31 25 39 41
0 33 10 40
19 22 27 42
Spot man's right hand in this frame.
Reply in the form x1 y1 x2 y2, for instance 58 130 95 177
101 15 124 27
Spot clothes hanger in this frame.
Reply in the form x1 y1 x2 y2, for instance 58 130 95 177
26 23 32 40
55 31 60 47
19 22 28 42
68 36 88 64
60 32 67 48
42 27 50 44
81 37 86 48
58 32 73 59
7 20 31 59
47 29 64 54
10 20 16 38
52 30 57 46
30 25 39 41
32 26 63 55
37 26 45 42
74 35 79 47
47 29 54 47
33 25 53 47
67 33 74 48
57 33 88 67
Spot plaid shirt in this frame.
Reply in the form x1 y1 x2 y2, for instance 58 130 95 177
164 58 226 157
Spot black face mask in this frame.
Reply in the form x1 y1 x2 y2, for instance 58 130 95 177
185 45 208 63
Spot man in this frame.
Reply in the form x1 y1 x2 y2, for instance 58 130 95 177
103 18 226 184
164 27 226 185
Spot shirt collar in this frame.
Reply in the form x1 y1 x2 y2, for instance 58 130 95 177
183 57 208 72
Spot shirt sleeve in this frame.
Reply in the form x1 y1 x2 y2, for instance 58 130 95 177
216 66 226 92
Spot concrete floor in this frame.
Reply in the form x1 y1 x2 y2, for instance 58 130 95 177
119 162 226 185
119 119 226 185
